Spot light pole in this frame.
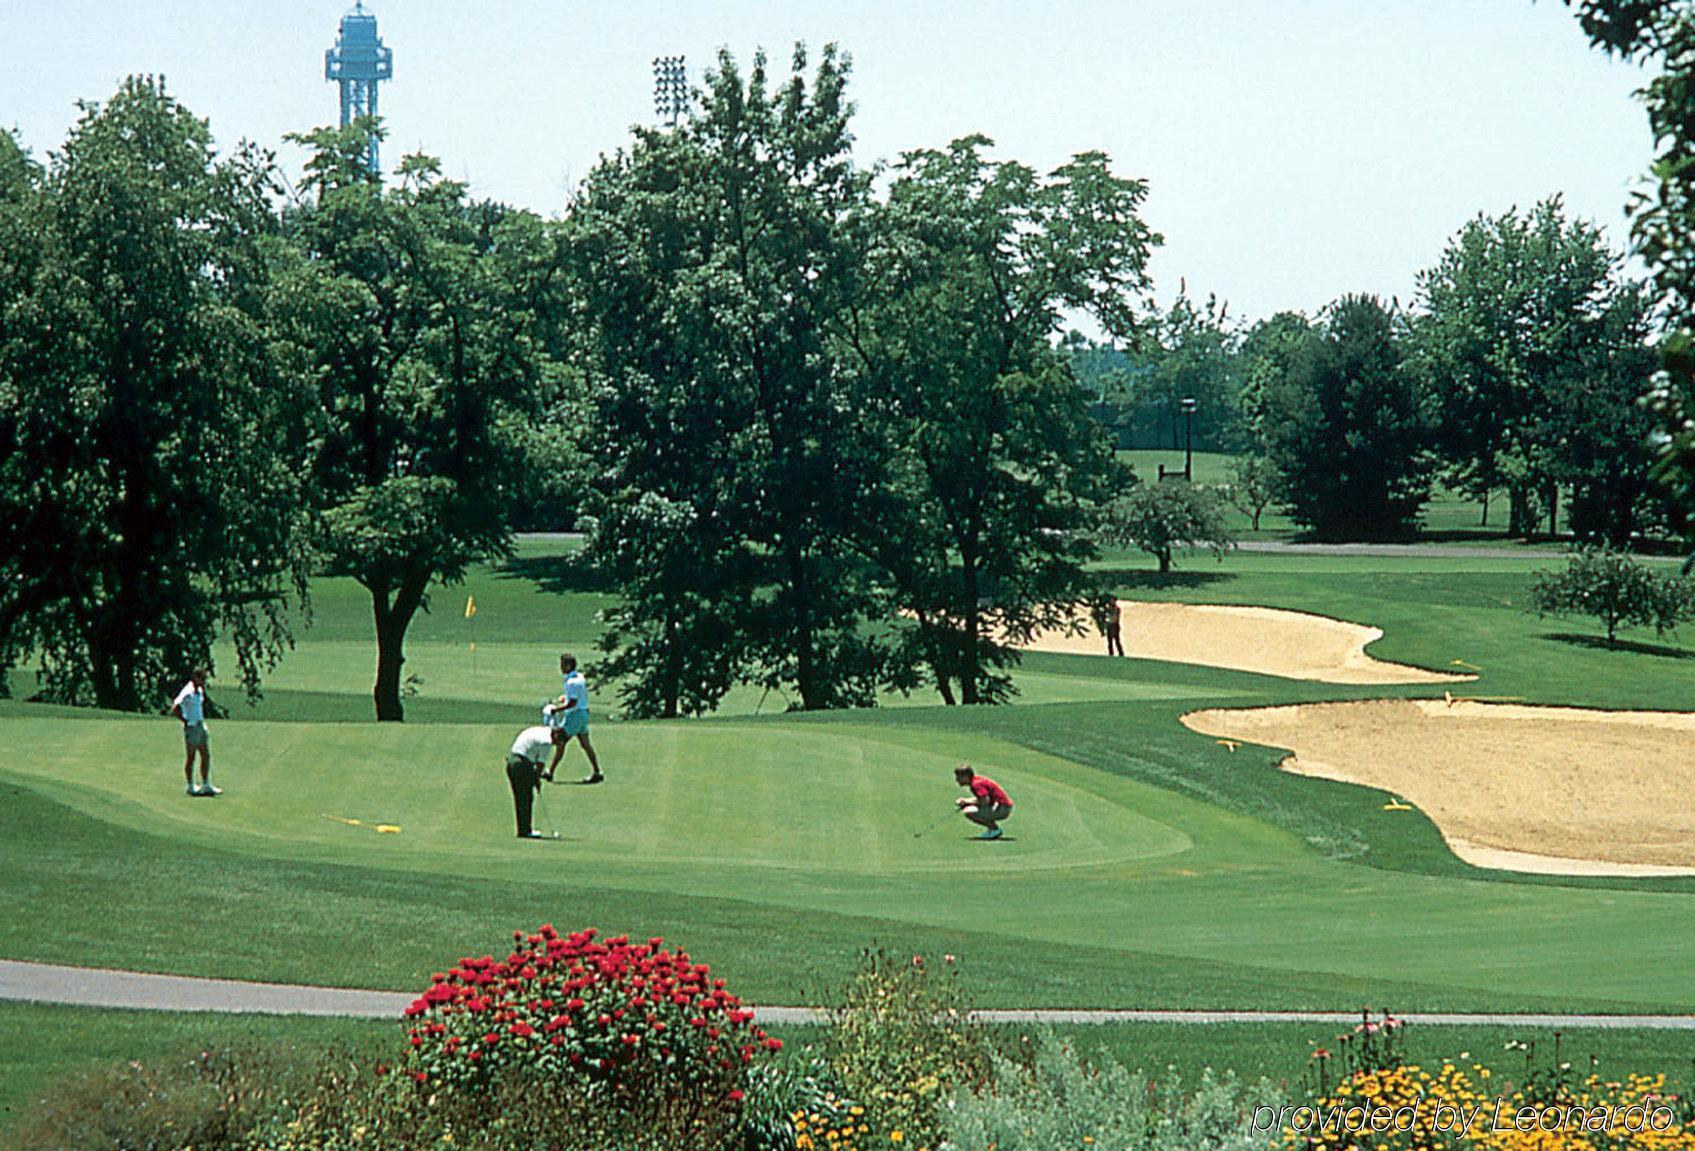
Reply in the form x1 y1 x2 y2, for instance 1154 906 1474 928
652 55 687 127
1181 396 1197 481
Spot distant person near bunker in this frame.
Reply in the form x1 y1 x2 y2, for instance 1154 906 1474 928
954 764 1012 840
1104 599 1125 657
545 652 604 785
506 723 567 839
171 668 221 797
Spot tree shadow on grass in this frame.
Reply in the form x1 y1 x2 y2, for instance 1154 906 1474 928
1090 568 1238 591
1542 632 1695 660
497 554 615 594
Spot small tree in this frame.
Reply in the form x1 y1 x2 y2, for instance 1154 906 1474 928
1101 481 1234 574
1224 455 1278 531
1529 549 1695 643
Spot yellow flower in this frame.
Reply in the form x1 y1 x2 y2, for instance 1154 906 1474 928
890 1132 904 1144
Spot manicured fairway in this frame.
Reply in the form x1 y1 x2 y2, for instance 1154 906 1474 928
3 542 1694 1017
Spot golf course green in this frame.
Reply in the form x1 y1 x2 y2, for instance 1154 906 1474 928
2 538 1693 1017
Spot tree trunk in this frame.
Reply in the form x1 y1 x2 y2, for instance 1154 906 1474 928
90 638 124 711
1546 484 1559 538
1158 548 1172 574
370 570 430 722
960 537 981 706
1507 486 1537 539
661 611 680 719
373 606 407 722
787 542 821 710
1479 488 1489 527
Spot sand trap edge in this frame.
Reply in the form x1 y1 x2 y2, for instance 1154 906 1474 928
1022 600 1476 685
1181 701 1695 879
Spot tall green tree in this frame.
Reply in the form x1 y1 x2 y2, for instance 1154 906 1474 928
1139 292 1240 451
278 122 573 721
1235 310 1312 454
1547 282 1663 545
1264 295 1431 541
573 46 887 715
0 79 308 710
1412 198 1626 536
845 137 1152 704
1568 2 1695 546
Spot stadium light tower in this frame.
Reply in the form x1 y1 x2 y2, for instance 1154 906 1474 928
653 55 688 127
325 2 394 175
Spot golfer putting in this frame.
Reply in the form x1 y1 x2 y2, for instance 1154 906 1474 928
954 764 1012 840
545 652 604 785
506 723 568 839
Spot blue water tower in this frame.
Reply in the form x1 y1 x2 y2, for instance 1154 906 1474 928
324 2 393 175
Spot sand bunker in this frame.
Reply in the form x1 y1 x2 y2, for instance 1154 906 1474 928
1023 601 1470 685
1183 699 1695 876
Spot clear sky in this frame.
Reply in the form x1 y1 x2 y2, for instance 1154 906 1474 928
0 1 1652 325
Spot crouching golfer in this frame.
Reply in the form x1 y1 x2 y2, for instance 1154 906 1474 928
546 652 604 784
506 723 567 839
954 764 1012 840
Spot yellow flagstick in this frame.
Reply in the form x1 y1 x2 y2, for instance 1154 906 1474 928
465 593 478 673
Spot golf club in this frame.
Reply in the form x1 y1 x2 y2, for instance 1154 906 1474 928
535 784 562 840
913 810 953 839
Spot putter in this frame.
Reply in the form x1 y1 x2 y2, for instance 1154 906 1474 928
534 785 562 840
913 810 953 839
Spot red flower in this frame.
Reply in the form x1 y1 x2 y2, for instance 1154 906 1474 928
728 1089 745 1102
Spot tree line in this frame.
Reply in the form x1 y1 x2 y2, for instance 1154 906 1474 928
0 52 1157 720
1072 199 1662 545
3 28 1690 721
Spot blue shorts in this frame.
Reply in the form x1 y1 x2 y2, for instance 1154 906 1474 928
183 722 209 748
560 709 589 737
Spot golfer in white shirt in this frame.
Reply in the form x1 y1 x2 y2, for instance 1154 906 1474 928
171 668 221 797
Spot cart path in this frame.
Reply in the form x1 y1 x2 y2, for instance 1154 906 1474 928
5 959 1694 1028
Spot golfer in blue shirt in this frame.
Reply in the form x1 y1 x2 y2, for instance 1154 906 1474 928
544 652 604 785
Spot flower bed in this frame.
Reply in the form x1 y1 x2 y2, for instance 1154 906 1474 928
402 924 781 1107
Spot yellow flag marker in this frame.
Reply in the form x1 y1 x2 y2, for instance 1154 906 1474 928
324 814 401 835
1216 739 1239 752
464 594 477 619
1383 798 1413 811
1451 659 1482 671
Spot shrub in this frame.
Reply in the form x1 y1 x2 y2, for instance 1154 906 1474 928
1225 454 1279 531
945 1036 1281 1150
397 924 780 1144
1528 548 1695 643
823 950 989 1150
10 1043 327 1151
1100 480 1234 573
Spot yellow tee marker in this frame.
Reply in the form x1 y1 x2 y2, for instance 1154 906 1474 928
375 824 402 835
323 814 364 827
1382 799 1413 811
1216 739 1240 752
1451 659 1482 672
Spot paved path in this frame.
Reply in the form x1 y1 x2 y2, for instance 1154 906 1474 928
6 960 1695 1029
1238 541 1618 561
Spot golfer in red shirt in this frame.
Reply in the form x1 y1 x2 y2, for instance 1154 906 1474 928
954 764 1012 840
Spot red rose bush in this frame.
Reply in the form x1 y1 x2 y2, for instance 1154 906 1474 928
401 924 780 1113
